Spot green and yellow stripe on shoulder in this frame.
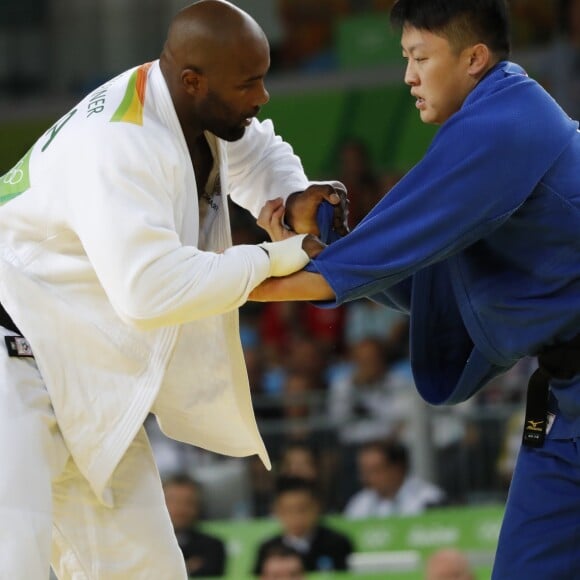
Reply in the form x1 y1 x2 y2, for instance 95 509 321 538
111 62 153 125
0 148 32 206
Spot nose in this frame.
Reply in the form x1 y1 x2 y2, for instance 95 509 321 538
404 60 418 86
258 82 270 106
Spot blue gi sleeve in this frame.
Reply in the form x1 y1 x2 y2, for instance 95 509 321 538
308 69 577 306
316 200 342 244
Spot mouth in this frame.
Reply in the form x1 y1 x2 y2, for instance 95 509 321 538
242 108 261 126
412 94 426 109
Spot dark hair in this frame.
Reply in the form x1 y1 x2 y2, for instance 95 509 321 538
162 472 200 492
274 475 320 501
279 441 320 466
390 0 511 59
260 543 305 571
360 440 410 473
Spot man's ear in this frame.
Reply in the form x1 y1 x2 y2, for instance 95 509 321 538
181 68 207 97
466 43 492 77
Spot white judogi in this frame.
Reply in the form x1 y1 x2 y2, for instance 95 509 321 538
0 61 310 578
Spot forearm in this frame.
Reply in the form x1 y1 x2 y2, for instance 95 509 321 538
249 270 335 302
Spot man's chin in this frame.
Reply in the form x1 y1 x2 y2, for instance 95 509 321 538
217 126 246 142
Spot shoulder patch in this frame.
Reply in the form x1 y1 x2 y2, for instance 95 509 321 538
0 148 33 205
110 62 153 126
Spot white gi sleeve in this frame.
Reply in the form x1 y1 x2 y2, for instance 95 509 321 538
226 118 309 217
66 129 273 330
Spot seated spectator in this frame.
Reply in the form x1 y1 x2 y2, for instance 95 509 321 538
328 337 415 505
277 442 339 514
344 441 445 519
424 548 475 580
259 544 306 580
335 138 381 229
328 337 413 446
343 299 407 348
163 474 226 577
278 442 320 483
253 476 353 574
282 370 322 443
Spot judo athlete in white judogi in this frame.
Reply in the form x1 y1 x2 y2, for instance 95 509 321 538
0 2 345 578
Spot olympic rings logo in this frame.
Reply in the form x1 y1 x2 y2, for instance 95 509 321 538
2 159 25 186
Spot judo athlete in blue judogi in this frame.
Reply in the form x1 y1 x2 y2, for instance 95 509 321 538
252 0 580 577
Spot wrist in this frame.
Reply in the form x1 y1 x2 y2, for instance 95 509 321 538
259 234 309 277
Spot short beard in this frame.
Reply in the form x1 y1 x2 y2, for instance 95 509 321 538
198 91 246 142
215 125 246 142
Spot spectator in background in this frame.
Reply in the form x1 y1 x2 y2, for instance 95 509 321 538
329 338 413 446
424 548 475 580
344 441 445 519
278 442 320 483
253 476 353 574
528 0 580 123
259 544 306 580
277 0 348 71
258 314 335 401
329 337 415 504
336 139 382 229
286 335 331 392
259 302 305 365
277 441 339 513
163 474 226 578
343 299 407 348
259 302 344 366
282 370 320 428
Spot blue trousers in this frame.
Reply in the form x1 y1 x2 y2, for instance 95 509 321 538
493 437 580 579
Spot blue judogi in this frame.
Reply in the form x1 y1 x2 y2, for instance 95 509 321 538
311 61 580 577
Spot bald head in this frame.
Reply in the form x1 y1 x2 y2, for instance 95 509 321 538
159 0 270 142
163 0 267 74
425 548 475 580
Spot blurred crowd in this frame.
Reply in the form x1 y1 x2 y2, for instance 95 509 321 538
270 0 577 74
1 0 579 101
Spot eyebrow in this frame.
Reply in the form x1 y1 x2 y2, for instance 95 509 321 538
402 43 425 54
243 74 265 83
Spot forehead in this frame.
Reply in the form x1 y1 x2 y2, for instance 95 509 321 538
225 33 270 78
164 482 197 499
361 448 387 465
276 490 315 507
263 555 302 574
401 25 452 53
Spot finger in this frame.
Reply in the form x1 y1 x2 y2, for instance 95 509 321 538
332 203 350 235
304 185 340 206
270 204 286 228
257 198 283 229
266 204 292 241
319 185 341 205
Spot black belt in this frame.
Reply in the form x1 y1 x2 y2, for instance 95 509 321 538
0 301 20 334
0 302 33 358
522 334 580 448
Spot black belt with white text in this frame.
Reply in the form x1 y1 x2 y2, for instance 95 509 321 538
0 301 33 357
522 334 580 448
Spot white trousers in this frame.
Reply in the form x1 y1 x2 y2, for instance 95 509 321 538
0 329 187 580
